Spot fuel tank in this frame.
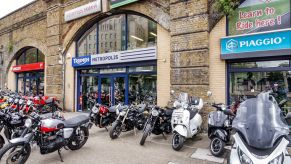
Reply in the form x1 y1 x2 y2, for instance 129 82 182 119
41 118 64 133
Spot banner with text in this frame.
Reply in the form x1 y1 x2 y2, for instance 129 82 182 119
228 0 290 36
110 0 139 9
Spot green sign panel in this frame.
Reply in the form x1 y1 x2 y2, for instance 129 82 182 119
228 0 290 36
110 0 139 9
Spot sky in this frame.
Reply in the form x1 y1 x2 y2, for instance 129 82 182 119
0 0 35 19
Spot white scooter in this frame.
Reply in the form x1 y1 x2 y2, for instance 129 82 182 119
171 91 204 151
229 92 291 164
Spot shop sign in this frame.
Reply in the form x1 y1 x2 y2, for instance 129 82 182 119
72 47 156 67
12 62 45 73
228 0 290 36
221 29 291 59
110 0 139 9
72 56 91 67
65 0 101 22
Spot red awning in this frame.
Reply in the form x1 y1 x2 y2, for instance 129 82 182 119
12 62 45 73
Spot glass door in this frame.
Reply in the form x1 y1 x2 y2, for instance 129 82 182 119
100 77 112 106
113 76 126 105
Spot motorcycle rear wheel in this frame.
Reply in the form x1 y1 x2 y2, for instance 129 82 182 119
0 143 31 164
172 133 185 151
68 126 89 150
109 121 122 139
140 124 151 146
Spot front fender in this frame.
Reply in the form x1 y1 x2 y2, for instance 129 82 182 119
173 125 187 137
9 133 32 144
210 129 228 142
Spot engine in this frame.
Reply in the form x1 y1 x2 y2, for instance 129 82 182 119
40 130 65 154
40 118 66 154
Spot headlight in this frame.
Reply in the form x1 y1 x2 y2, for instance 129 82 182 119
238 147 253 164
182 104 188 109
120 111 126 116
151 110 159 116
25 119 32 128
269 154 283 164
92 106 99 113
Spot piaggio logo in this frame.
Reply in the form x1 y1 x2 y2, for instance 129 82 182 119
226 39 239 51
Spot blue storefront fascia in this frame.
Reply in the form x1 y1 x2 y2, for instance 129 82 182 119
221 29 291 59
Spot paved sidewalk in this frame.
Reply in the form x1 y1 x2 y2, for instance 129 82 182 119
24 112 225 164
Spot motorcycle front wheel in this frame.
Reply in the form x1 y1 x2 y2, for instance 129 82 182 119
109 121 122 139
0 143 31 164
140 124 151 146
172 133 185 151
68 126 89 150
210 137 225 157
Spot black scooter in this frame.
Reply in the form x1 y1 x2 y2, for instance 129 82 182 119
208 103 234 157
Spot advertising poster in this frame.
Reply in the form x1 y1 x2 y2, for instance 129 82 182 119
228 0 291 35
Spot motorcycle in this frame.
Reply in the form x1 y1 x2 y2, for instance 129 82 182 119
90 102 121 130
208 102 235 156
171 91 204 151
139 106 173 145
109 104 147 139
0 112 92 163
228 92 291 164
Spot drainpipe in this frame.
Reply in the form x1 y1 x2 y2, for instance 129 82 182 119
59 47 66 111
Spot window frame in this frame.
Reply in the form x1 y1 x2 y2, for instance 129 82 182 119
76 13 157 57
16 48 45 65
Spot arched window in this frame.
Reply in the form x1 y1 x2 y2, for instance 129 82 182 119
77 14 157 56
17 47 44 65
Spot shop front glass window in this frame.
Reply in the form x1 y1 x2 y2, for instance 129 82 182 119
81 76 99 111
127 15 157 50
229 71 291 113
129 74 157 104
78 25 97 56
25 48 38 64
231 60 289 69
98 15 126 54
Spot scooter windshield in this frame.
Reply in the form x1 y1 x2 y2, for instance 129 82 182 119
232 92 289 149
178 93 189 104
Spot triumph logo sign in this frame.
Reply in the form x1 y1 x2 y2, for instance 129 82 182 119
72 56 91 67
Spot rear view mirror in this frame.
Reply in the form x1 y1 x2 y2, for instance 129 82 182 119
170 90 175 95
207 91 212 97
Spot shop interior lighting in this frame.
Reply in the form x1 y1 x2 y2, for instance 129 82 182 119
150 32 157 37
130 35 144 41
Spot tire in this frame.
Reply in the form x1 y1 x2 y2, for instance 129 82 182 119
0 135 4 149
109 121 122 139
210 137 225 157
0 142 31 164
140 124 151 146
172 133 185 151
68 126 89 151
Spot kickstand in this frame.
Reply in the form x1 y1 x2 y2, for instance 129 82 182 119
134 127 137 136
105 126 109 132
162 133 167 140
58 149 64 162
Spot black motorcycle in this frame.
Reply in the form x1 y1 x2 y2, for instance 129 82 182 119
0 108 27 149
208 103 234 157
109 104 147 139
139 106 172 145
0 112 91 163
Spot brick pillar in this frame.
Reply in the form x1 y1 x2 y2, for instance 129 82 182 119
170 0 210 129
45 0 64 104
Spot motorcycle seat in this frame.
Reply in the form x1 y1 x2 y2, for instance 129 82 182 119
64 114 89 128
189 109 198 119
165 109 173 116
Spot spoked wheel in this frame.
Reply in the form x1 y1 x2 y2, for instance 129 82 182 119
68 127 89 150
210 137 225 157
172 133 185 151
109 122 122 139
140 124 151 146
0 143 31 164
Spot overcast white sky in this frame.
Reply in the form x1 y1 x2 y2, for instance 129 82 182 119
0 0 35 19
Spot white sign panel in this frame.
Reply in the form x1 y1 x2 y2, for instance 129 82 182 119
91 47 156 65
65 0 101 22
